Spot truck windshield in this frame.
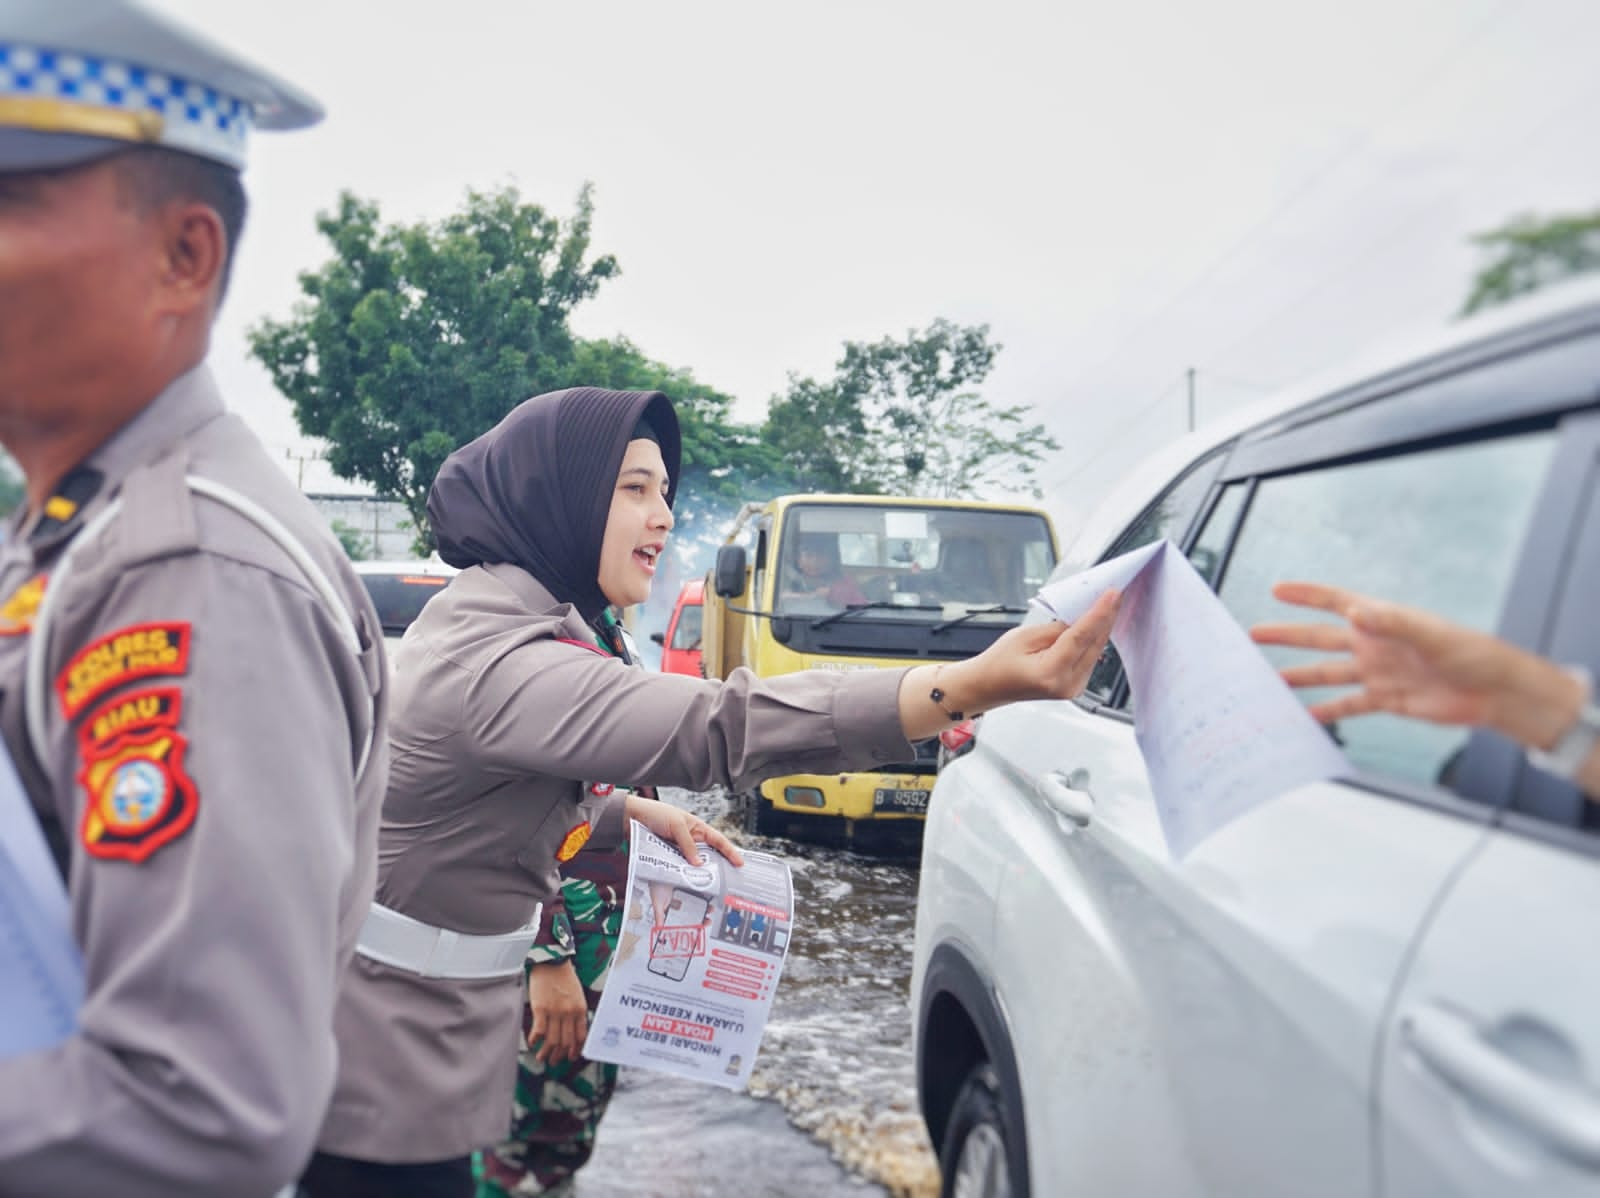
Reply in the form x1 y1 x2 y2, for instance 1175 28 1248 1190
773 504 1055 622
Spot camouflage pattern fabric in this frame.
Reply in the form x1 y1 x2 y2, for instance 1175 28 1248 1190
476 870 623 1197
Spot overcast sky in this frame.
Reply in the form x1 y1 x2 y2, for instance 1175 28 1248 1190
155 0 1600 537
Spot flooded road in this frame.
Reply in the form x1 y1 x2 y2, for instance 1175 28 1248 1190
573 789 941 1198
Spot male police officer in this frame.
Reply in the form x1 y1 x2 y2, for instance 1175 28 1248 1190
0 3 389 1195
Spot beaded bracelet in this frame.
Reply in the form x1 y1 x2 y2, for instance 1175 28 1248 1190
929 666 965 722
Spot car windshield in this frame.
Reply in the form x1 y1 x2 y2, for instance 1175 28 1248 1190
360 572 451 635
773 504 1055 620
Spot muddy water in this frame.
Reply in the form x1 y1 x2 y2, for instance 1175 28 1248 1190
573 789 941 1198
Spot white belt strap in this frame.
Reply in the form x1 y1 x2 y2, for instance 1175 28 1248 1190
24 476 376 781
356 901 543 980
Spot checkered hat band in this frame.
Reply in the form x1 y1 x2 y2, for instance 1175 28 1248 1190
0 41 252 165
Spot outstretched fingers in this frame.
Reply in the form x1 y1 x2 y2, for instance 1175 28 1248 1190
1270 580 1363 617
1305 690 1380 724
1250 621 1354 652
1278 659 1362 689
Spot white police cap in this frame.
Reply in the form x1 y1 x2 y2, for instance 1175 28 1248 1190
0 0 322 173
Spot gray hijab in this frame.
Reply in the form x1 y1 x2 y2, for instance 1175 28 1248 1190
427 387 680 622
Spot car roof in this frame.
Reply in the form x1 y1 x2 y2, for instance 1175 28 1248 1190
679 578 704 603
1059 272 1600 574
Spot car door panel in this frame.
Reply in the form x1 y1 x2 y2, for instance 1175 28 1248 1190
1379 830 1600 1196
1378 416 1600 1197
984 682 1497 1196
981 698 1200 1196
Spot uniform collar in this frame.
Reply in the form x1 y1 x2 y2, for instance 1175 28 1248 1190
10 364 226 559
85 364 226 493
480 561 602 648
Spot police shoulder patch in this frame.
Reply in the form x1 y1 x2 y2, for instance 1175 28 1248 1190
76 686 196 864
556 821 593 863
56 622 191 718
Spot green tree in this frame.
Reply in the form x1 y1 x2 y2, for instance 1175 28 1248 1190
1460 207 1600 317
762 319 1059 497
329 519 373 561
249 184 619 551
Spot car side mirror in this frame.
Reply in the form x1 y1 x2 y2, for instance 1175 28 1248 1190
650 631 665 645
714 544 748 598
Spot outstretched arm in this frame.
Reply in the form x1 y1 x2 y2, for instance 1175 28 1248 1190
1251 580 1599 801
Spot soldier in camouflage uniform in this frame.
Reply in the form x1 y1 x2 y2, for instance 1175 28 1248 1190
476 852 626 1197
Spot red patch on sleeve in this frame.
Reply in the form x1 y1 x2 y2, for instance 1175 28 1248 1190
78 686 184 754
556 821 593 863
78 723 198 864
56 622 192 718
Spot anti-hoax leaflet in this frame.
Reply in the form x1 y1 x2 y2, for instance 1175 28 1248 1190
584 821 793 1090
1036 539 1350 858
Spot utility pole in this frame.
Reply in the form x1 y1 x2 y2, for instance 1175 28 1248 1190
1186 367 1196 433
283 447 326 491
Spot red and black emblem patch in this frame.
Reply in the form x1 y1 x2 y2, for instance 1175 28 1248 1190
76 686 196 864
56 622 191 718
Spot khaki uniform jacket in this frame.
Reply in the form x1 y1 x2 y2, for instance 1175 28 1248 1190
319 560 913 1162
0 368 389 1197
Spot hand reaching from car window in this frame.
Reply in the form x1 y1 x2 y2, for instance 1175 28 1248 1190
1251 580 1599 801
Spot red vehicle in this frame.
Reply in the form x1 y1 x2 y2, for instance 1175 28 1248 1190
653 579 704 677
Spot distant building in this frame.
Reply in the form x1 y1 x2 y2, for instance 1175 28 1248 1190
306 493 417 561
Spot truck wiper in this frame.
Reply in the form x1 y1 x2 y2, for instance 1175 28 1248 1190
810 601 941 629
931 604 1030 633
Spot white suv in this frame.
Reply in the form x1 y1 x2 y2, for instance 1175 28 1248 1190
911 277 1600 1198
352 558 458 657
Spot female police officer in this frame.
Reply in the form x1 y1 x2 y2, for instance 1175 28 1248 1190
301 386 1120 1196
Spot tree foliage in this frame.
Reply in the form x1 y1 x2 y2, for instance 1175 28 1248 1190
248 184 619 548
762 319 1059 498
1460 207 1600 317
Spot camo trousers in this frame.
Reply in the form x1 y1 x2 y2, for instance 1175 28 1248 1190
475 874 623 1197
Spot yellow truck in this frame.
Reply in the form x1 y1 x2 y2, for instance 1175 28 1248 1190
702 494 1059 843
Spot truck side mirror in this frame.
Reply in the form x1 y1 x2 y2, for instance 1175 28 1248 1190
714 544 748 598
650 631 665 645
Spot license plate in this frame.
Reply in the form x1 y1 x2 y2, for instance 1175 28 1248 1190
873 787 930 814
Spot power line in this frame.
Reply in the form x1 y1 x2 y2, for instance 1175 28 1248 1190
1198 64 1600 373
1050 0 1512 405
1051 374 1190 491
1050 5 1590 495
1193 369 1283 394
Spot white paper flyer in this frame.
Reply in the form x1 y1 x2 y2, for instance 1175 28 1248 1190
583 820 793 1090
1035 539 1350 858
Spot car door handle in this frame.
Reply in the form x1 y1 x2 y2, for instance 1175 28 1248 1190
1402 1003 1600 1168
1037 769 1094 826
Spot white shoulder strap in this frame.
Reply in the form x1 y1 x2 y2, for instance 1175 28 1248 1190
25 476 375 780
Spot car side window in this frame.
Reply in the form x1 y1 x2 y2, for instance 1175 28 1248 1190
1085 450 1227 701
1186 482 1248 586
1215 429 1557 789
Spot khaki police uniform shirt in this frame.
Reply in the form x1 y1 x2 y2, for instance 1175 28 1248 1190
318 560 913 1162
0 367 389 1197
